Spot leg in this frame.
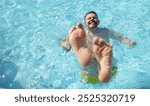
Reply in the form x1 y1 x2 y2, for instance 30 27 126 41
92 37 112 83
69 23 93 66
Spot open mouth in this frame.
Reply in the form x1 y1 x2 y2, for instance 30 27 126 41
88 21 97 27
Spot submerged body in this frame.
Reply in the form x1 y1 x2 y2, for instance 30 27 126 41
60 11 136 83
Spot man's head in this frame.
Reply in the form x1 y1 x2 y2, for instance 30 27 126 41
84 11 100 29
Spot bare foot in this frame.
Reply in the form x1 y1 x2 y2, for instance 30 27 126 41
69 23 92 66
92 37 112 82
59 26 78 52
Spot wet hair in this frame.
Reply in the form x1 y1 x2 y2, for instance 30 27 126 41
84 11 98 21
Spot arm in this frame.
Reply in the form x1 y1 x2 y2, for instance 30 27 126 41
108 29 136 47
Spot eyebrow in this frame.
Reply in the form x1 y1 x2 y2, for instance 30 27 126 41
86 15 97 19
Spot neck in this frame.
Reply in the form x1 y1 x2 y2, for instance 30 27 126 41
88 27 99 32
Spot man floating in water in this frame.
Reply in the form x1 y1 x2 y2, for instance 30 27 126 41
60 11 136 83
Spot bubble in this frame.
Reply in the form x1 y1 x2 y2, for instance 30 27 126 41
2 75 5 78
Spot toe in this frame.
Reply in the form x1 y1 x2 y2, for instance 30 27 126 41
69 26 76 35
92 37 99 45
77 22 84 29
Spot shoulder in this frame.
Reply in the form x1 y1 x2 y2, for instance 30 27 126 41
103 27 112 32
102 28 116 35
97 27 109 32
97 27 111 34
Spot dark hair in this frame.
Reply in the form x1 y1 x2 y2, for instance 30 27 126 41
84 11 98 21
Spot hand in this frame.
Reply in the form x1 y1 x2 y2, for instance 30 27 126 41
59 37 71 52
127 39 136 47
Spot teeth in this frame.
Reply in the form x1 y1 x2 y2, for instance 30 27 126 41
90 21 94 24
90 22 95 25
89 22 92 24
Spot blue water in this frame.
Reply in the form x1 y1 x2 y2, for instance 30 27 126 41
0 0 150 89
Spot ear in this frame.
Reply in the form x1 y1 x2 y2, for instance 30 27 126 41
97 20 100 25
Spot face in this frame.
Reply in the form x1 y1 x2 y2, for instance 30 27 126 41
85 13 100 29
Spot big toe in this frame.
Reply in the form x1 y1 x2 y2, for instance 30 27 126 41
73 22 86 38
77 22 84 29
92 37 100 45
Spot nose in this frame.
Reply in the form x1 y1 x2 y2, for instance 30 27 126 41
90 17 94 20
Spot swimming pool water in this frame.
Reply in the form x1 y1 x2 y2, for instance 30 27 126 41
0 0 150 89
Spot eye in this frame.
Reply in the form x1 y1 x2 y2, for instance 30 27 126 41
92 16 96 19
88 17 91 20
